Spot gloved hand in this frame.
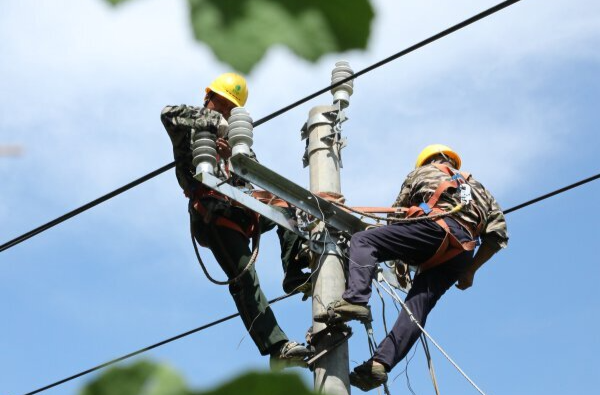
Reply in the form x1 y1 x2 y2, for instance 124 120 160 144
456 270 475 290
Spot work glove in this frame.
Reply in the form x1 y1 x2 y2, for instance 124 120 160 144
456 270 475 290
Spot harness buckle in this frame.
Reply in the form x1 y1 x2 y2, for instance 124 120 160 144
459 184 472 205
419 202 433 215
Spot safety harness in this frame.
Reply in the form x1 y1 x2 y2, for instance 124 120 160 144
191 192 258 240
185 152 259 240
405 163 482 272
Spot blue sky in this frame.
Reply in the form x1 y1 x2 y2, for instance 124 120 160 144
1 0 599 394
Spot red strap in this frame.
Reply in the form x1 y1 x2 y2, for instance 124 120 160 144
419 218 477 272
192 200 256 238
406 164 468 219
251 190 290 208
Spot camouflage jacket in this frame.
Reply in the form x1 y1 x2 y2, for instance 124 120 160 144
161 104 257 196
392 163 509 250
160 105 224 195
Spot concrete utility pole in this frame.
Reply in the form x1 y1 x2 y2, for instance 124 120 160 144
308 61 354 395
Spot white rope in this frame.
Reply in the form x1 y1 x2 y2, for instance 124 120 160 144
377 277 489 395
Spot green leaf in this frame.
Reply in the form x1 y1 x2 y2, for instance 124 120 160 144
188 0 374 73
199 371 317 395
104 0 135 6
79 360 189 395
78 360 318 395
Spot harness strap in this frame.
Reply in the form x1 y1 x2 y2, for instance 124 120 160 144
251 190 291 208
404 163 479 272
193 200 257 238
419 218 478 272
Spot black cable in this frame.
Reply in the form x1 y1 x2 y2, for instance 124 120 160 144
503 172 599 214
254 0 521 128
19 293 296 395
0 0 522 254
0 162 176 253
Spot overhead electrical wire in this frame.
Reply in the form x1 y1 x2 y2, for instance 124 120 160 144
17 173 599 395
503 173 599 214
0 0 522 254
20 293 296 395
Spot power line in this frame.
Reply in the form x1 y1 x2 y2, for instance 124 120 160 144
15 172 599 395
19 293 296 395
0 162 175 253
503 173 599 214
0 0 522 254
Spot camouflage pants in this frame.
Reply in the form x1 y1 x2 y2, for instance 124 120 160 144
190 201 304 355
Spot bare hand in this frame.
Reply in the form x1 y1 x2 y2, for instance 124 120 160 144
456 270 475 291
216 138 232 159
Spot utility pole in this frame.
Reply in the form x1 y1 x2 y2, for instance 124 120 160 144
193 61 358 394
307 61 354 395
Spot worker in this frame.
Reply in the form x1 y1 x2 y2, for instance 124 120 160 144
316 144 509 390
160 73 312 367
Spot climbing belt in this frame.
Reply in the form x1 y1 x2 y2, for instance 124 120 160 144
327 195 463 225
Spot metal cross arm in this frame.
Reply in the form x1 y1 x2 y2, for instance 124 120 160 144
194 171 305 237
229 154 367 235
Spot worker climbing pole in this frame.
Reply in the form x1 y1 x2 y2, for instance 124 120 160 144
305 61 354 395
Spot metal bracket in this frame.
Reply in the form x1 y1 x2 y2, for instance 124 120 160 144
301 104 349 168
194 171 307 237
230 154 367 236
305 324 353 369
300 104 339 141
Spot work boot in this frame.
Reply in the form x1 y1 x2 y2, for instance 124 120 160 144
314 299 371 323
349 360 388 392
269 341 313 371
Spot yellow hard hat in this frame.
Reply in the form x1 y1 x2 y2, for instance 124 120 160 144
205 73 248 107
415 144 462 169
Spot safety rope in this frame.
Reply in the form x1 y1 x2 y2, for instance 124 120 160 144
190 218 261 285
331 199 463 224
0 0 525 254
331 171 600 223
420 334 442 395
378 277 489 395
362 320 393 395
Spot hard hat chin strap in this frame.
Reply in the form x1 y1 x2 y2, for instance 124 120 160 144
436 152 457 169
204 91 214 108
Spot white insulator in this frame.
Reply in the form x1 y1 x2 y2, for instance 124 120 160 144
228 107 254 157
331 61 354 108
192 131 217 175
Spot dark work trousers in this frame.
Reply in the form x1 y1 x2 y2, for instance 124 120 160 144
342 217 474 371
189 200 302 356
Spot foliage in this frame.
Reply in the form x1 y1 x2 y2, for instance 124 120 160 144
79 361 189 395
105 0 131 5
104 0 374 73
188 0 373 73
79 360 319 395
